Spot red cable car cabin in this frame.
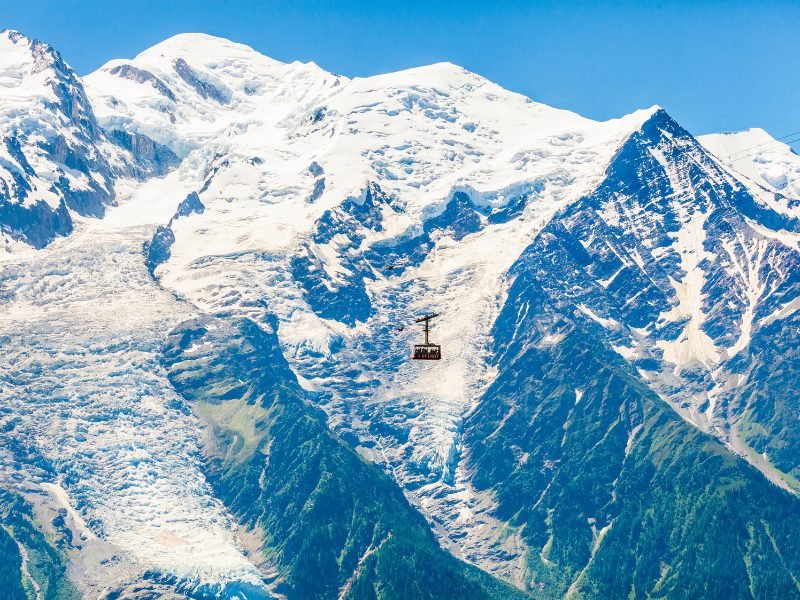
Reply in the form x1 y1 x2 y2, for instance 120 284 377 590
412 314 441 360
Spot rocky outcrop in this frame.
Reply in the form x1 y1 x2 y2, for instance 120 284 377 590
173 57 228 103
108 63 177 101
108 129 180 178
145 191 204 274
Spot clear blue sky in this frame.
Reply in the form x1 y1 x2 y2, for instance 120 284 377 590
3 0 798 138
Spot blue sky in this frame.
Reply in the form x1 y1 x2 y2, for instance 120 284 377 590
3 0 798 138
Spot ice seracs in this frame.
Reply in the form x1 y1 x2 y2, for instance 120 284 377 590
0 225 267 593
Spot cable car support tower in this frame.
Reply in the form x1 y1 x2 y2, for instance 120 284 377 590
412 313 442 360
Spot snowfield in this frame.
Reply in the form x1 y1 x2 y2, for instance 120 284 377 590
700 128 800 219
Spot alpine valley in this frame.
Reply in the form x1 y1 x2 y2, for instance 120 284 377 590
1 29 800 599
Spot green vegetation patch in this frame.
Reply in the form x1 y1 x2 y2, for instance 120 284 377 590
0 489 80 600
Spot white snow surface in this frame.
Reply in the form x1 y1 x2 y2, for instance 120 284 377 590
700 128 800 217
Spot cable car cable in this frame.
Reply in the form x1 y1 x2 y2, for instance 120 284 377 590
725 132 800 161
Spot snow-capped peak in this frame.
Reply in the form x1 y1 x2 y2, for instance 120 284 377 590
84 33 346 156
0 29 98 136
0 29 42 83
134 32 283 66
0 29 178 251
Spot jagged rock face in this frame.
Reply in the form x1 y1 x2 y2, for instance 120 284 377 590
492 109 800 490
107 63 177 102
440 110 800 595
0 190 72 249
462 254 800 597
172 58 229 104
145 224 175 274
0 30 111 245
107 129 179 178
289 180 530 329
0 30 179 249
16 30 98 138
145 191 204 273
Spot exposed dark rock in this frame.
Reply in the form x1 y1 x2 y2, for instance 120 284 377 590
145 225 175 274
173 191 204 219
173 58 228 103
108 64 177 102
145 192 205 274
307 177 325 204
308 161 324 177
109 129 180 177
0 196 73 249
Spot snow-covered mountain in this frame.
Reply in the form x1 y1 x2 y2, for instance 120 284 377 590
2 30 800 599
0 29 177 252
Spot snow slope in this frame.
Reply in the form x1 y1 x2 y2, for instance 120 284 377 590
85 33 346 157
700 128 800 218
